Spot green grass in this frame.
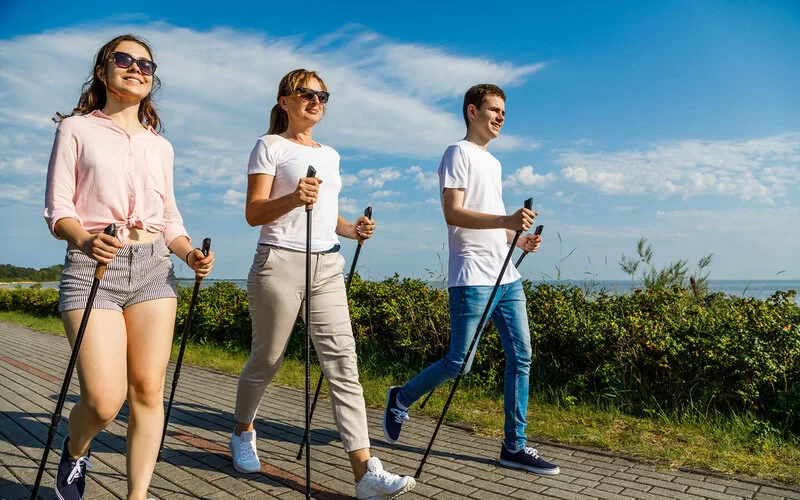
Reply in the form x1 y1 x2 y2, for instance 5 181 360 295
2 311 798 485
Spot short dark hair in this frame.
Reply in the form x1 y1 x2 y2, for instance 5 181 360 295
462 84 506 128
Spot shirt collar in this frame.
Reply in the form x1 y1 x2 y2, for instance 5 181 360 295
86 109 158 136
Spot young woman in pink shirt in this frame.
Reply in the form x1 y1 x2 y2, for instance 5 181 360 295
43 34 214 500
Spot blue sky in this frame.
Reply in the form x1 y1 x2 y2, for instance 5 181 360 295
1 1 798 281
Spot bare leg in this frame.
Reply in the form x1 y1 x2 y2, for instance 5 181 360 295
234 422 255 436
123 298 177 500
61 309 128 457
349 448 370 482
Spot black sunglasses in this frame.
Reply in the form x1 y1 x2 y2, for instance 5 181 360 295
110 51 157 76
295 87 330 104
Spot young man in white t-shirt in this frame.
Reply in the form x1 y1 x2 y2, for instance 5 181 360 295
382 84 559 475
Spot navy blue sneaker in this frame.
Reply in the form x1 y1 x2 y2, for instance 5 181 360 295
382 386 409 443
55 436 92 500
499 445 560 475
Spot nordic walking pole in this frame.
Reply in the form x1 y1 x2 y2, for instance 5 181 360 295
158 237 211 461
415 198 532 479
514 224 543 268
30 223 116 500
304 165 317 500
419 224 541 410
297 205 373 460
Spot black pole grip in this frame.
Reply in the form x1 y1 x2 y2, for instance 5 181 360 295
364 205 372 219
201 238 211 257
306 166 317 212
524 197 533 210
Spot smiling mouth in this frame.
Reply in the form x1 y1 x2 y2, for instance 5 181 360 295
123 77 143 84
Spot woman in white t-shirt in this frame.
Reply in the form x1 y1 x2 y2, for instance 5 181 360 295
228 69 415 499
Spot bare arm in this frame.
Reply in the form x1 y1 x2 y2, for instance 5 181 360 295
443 188 535 231
167 235 215 278
336 214 375 240
54 218 122 264
244 173 321 227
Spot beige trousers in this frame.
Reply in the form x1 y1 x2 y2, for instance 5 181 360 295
234 244 370 452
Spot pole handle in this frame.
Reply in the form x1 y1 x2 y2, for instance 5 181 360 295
306 165 317 212
194 238 212 283
95 223 116 280
524 197 533 211
357 205 373 245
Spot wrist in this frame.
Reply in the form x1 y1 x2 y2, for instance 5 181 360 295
75 232 93 250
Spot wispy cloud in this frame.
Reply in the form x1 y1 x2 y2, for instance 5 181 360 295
0 23 546 210
557 134 800 203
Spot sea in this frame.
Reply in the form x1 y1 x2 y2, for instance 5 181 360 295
5 279 800 303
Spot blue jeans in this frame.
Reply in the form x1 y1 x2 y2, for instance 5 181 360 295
397 279 532 450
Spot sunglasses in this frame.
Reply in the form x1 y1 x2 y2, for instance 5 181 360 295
295 87 330 104
110 51 157 76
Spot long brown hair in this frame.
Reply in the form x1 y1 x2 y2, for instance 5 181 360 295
268 69 328 135
54 34 163 132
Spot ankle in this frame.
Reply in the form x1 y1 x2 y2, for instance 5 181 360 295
66 436 88 458
234 423 254 436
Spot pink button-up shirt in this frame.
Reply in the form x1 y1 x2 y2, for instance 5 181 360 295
44 110 189 246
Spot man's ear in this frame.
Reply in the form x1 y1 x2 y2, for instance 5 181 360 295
467 103 477 122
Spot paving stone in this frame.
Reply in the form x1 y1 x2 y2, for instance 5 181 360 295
1 321 799 500
687 485 750 500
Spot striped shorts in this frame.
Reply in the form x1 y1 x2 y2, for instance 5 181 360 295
59 237 178 313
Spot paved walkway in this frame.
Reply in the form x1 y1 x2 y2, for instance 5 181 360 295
0 322 798 499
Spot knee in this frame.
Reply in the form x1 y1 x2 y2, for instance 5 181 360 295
84 395 124 424
507 346 532 372
441 356 467 378
127 377 165 407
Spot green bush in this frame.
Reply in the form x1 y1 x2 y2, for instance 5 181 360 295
2 278 798 434
0 284 60 317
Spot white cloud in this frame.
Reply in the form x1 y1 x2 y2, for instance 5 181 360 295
341 173 359 185
0 25 544 196
407 165 439 191
503 165 556 191
222 189 246 207
0 183 37 203
558 134 800 202
358 167 402 188
372 190 399 198
338 197 360 214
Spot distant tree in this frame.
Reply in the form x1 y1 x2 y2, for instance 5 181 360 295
0 264 64 281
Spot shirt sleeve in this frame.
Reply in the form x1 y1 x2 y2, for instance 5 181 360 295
160 141 190 247
43 120 82 239
439 145 469 191
247 137 277 176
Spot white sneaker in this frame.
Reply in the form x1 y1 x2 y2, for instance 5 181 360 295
229 430 261 473
354 456 416 499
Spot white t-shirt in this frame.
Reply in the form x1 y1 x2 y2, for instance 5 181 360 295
439 140 521 288
247 135 341 252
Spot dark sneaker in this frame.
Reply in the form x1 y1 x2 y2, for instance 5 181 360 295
55 436 92 500
499 445 560 475
382 387 409 443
